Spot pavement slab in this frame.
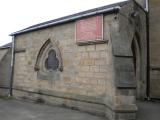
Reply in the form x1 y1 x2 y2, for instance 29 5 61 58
0 99 106 120
1 99 160 120
137 101 160 120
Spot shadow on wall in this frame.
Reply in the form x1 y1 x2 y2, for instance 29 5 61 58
0 48 12 96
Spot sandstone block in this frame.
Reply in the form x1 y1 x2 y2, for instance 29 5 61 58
90 66 100 72
89 52 100 59
81 52 89 59
96 44 107 51
83 59 95 65
94 72 107 79
80 66 90 72
86 45 95 51
95 59 106 65
78 46 86 52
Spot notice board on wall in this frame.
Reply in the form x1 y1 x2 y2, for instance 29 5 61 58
76 15 104 45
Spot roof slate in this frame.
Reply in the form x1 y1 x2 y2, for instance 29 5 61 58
0 42 12 49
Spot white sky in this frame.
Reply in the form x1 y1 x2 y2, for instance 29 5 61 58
0 0 126 46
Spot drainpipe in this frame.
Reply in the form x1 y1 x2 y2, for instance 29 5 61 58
9 36 15 97
145 0 150 100
145 0 149 12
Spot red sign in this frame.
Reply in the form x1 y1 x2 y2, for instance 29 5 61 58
76 15 103 43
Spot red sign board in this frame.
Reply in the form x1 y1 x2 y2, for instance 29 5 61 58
76 15 103 43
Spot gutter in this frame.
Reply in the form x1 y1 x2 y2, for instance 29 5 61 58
0 46 11 50
9 36 15 97
10 6 121 36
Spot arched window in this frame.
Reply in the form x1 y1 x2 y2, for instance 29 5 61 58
35 39 63 80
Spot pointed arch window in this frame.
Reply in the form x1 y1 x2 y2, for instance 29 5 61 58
34 39 63 80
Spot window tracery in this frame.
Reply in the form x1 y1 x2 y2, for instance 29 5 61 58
34 39 63 80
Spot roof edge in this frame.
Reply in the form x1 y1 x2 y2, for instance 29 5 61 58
10 1 129 36
0 42 12 49
0 46 11 50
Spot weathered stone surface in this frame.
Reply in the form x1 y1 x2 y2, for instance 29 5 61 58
13 14 111 114
104 1 146 119
114 57 136 88
0 48 12 96
149 0 160 98
8 13 115 119
0 49 8 61
135 0 146 8
12 88 106 116
0 1 153 120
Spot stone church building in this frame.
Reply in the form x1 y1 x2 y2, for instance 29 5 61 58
0 0 159 120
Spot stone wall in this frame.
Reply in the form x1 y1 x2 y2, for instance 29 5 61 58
0 49 8 61
135 0 160 99
135 0 146 8
149 0 160 98
13 14 115 115
0 48 12 96
11 1 148 119
104 2 147 119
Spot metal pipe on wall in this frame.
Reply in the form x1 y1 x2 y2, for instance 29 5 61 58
146 0 150 100
145 0 149 12
9 36 15 97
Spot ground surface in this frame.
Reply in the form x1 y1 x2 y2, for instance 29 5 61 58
0 99 160 120
0 99 105 120
137 101 160 120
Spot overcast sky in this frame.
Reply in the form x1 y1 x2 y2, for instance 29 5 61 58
0 0 126 46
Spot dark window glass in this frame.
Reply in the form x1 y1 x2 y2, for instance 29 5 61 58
45 49 59 70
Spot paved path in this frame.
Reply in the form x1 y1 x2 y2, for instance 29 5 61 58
137 101 160 120
0 99 105 120
0 99 160 120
